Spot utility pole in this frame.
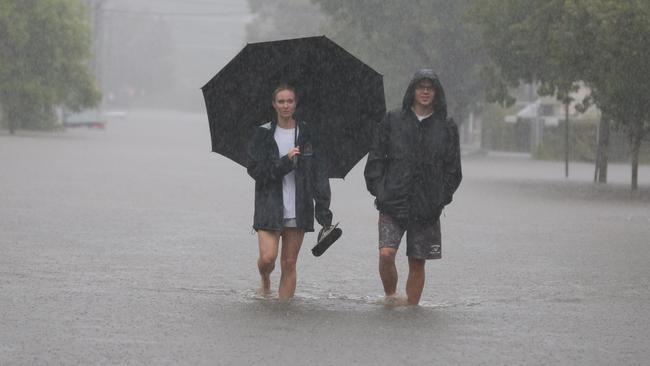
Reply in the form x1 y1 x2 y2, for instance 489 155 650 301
594 114 609 183
564 101 569 178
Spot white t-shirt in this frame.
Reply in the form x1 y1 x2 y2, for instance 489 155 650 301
415 111 433 122
274 125 298 219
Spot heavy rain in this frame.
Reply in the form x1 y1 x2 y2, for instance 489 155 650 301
1 1 649 365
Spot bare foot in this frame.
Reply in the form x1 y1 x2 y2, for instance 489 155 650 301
256 286 272 298
258 275 271 297
383 294 409 307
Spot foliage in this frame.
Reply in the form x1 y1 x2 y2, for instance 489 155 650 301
480 103 522 151
536 121 598 161
311 0 486 121
586 0 650 189
0 0 100 132
583 1 650 139
472 0 650 188
470 0 593 106
245 0 487 122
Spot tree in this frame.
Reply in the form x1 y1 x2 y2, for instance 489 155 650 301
245 1 486 124
473 0 650 190
471 0 594 177
583 0 650 190
0 0 100 133
312 0 486 122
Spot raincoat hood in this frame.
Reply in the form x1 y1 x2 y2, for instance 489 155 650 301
401 69 447 120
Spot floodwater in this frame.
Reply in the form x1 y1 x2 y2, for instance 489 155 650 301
1 110 649 365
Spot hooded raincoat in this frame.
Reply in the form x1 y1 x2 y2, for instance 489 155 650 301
364 69 462 223
247 120 332 232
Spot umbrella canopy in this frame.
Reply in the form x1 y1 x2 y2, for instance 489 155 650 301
201 36 385 179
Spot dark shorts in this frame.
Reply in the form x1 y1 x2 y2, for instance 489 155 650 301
283 218 297 228
378 213 442 259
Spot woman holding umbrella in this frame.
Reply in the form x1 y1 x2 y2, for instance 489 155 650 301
246 84 334 299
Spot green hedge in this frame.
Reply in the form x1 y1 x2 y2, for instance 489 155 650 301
481 111 650 163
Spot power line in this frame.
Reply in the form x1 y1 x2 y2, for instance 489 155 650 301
126 0 235 4
101 8 251 17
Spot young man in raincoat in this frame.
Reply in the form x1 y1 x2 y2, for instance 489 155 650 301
364 69 462 305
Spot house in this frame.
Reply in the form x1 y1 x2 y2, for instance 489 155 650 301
503 84 601 153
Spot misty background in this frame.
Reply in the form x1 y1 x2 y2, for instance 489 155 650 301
82 1 650 187
2 0 649 184
88 0 253 111
2 1 650 364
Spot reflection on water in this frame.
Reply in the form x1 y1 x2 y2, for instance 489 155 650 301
234 287 482 313
1 110 649 365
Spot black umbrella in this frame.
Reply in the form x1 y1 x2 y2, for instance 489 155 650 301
201 36 386 179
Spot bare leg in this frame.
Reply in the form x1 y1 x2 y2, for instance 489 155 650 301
406 257 426 305
379 247 398 297
257 230 280 295
278 228 305 300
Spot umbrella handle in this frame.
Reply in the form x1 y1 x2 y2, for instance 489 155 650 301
294 123 298 146
293 123 299 167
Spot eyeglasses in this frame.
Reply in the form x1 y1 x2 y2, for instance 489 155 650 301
416 84 434 92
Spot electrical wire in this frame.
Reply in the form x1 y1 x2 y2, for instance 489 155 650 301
101 8 250 17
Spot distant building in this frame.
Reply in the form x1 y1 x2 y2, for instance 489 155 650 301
502 83 600 154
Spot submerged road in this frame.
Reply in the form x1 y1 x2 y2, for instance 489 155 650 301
1 110 649 365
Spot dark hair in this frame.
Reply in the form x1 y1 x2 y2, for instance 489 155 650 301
272 84 297 102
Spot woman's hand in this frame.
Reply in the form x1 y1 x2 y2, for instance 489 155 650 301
287 146 300 160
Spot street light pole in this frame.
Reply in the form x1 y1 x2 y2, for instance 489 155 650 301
564 100 569 178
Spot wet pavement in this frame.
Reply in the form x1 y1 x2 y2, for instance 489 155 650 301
1 110 649 365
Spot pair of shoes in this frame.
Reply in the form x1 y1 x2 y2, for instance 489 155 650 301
311 222 342 257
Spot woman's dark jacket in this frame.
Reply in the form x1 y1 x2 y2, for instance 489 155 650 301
247 120 332 232
364 70 462 223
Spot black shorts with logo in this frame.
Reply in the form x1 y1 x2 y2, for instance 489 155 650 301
378 213 442 259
